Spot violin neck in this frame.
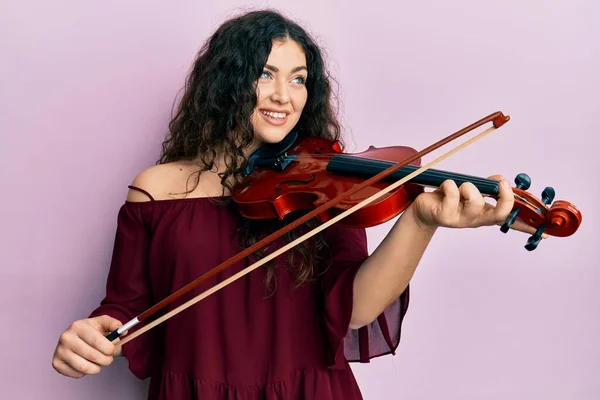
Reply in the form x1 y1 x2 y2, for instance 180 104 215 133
327 155 500 196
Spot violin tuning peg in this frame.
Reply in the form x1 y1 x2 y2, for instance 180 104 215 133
500 208 521 233
524 224 546 251
525 236 541 251
514 173 531 190
541 187 555 205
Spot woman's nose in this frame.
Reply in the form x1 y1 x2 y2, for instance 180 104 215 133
270 81 290 104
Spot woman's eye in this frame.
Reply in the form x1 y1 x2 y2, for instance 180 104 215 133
258 71 306 84
293 76 306 84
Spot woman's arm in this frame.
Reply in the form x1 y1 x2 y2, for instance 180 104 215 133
350 204 436 329
349 177 524 329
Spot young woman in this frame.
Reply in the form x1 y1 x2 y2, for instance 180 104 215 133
51 9 529 399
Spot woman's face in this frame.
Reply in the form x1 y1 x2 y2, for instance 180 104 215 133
250 39 308 146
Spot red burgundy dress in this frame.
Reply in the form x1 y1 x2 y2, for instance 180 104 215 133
89 186 410 399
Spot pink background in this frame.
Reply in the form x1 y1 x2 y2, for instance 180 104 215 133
2 0 598 398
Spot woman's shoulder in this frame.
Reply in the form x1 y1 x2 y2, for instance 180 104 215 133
126 160 219 203
116 160 232 229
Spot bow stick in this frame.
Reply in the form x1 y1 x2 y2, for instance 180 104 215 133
107 111 510 345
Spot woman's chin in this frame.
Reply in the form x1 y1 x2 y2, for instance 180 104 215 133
254 126 293 144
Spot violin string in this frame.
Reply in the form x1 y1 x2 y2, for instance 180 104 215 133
328 158 499 192
283 154 500 193
116 123 500 347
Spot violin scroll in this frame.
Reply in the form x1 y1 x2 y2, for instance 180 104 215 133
499 173 582 251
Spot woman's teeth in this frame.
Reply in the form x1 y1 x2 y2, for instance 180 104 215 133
261 110 286 119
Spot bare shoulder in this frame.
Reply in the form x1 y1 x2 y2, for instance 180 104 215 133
127 161 204 202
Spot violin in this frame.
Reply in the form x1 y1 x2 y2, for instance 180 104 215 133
106 111 582 344
234 127 581 249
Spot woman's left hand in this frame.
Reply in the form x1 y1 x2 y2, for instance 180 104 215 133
410 174 543 236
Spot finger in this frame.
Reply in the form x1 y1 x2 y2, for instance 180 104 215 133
506 217 549 239
95 316 128 343
483 204 549 238
57 330 112 368
438 180 461 223
52 358 85 379
113 342 125 357
431 186 443 194
439 179 460 210
487 174 506 182
485 207 535 234
77 324 117 359
93 315 123 333
458 182 485 217
60 348 102 376
490 179 514 224
70 333 114 367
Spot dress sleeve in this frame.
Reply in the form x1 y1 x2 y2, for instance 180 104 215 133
320 221 410 369
88 202 158 380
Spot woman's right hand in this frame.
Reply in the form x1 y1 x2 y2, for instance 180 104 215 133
51 315 126 378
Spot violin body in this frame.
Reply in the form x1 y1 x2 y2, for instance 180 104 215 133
232 136 425 227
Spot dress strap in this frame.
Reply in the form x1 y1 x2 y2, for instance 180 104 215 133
127 185 155 201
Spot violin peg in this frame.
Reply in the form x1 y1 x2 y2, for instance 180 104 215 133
500 208 521 233
524 224 546 251
541 187 555 205
514 173 531 190
525 237 541 251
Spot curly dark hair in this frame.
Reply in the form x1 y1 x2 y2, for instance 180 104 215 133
157 9 344 292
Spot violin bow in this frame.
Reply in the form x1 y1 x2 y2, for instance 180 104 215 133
108 111 510 345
